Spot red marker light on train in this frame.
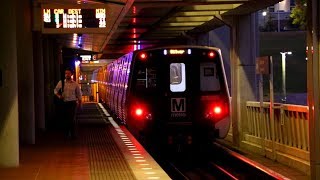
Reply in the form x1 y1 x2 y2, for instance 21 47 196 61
208 51 216 58
135 108 143 116
213 106 222 115
139 53 147 60
205 101 228 122
131 101 149 120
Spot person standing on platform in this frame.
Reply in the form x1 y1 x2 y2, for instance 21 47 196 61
54 68 82 139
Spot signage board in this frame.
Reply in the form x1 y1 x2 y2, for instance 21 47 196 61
43 8 106 28
41 5 108 34
256 56 270 74
80 55 92 61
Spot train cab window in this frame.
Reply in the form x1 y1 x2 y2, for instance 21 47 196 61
200 63 220 91
147 68 157 88
135 63 157 91
137 69 146 79
170 63 186 92
136 66 146 88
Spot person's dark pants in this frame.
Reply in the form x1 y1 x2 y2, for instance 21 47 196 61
63 101 77 137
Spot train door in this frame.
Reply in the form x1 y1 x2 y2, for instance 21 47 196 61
167 62 192 123
160 58 197 147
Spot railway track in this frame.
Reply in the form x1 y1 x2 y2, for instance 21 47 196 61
162 158 239 179
100 103 286 179
156 142 285 180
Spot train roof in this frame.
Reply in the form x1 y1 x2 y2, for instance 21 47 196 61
133 45 221 53
94 45 222 70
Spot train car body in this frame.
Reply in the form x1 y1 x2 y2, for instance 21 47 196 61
93 46 230 150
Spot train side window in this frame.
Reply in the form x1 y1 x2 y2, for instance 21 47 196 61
200 63 220 91
170 63 186 92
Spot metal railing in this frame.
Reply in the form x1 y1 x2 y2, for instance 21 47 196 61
246 101 309 151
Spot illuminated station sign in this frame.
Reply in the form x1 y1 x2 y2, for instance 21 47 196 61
41 6 107 33
43 8 106 28
79 54 98 63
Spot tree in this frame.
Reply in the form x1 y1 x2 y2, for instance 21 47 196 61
290 0 307 30
264 15 276 32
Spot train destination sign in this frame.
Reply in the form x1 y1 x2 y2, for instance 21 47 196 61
43 8 106 29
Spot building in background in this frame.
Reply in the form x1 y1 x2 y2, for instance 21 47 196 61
259 0 298 32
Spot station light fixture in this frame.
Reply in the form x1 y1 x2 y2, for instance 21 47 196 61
279 51 293 103
262 11 267 16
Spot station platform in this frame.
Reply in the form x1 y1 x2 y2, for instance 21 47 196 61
0 102 310 180
0 103 170 180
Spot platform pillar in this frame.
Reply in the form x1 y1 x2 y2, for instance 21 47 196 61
0 0 19 167
309 0 320 179
33 32 46 131
43 38 54 128
230 14 258 147
16 0 35 144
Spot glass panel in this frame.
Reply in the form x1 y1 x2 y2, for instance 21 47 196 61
200 62 220 91
170 63 182 84
170 63 186 92
136 68 146 79
204 67 215 76
135 64 146 90
134 63 157 92
147 68 157 88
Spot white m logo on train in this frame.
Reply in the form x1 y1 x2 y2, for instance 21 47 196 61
171 98 186 112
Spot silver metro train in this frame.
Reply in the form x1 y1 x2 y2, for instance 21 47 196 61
92 45 230 151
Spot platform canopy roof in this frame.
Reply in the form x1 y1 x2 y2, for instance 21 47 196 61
37 0 282 59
